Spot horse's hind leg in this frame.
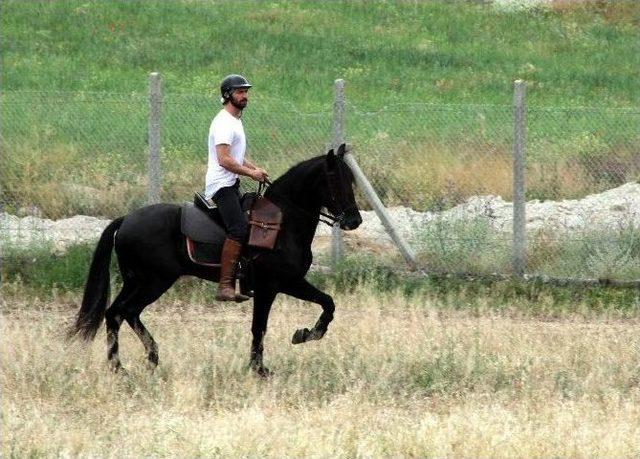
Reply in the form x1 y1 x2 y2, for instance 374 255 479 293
126 315 159 370
105 276 175 372
105 282 137 372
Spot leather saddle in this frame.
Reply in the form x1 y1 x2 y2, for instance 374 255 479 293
180 191 280 266
181 201 225 266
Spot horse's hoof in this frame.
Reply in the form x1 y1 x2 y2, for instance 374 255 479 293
258 366 272 378
110 363 127 375
147 353 159 372
309 328 326 341
251 364 272 378
292 328 310 344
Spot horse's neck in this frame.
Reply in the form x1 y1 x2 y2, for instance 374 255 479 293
266 177 321 243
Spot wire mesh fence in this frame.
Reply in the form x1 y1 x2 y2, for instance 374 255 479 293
1 87 639 282
524 105 640 281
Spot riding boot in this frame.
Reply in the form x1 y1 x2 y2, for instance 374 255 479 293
216 238 251 302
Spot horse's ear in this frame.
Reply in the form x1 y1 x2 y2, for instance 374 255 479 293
337 143 346 158
327 148 336 167
327 148 337 170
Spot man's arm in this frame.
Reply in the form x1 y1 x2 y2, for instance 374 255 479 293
243 158 258 170
217 144 267 181
243 155 269 181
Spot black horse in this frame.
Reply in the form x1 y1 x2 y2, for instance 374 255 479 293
69 145 362 376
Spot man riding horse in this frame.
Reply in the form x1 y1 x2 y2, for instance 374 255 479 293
69 77 363 376
205 74 269 302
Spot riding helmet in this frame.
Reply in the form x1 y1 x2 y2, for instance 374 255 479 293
220 74 252 102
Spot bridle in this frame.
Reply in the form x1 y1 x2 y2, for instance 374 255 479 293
259 161 356 228
260 180 342 228
322 160 358 227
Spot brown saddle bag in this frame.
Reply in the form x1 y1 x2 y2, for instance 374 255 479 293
248 197 282 250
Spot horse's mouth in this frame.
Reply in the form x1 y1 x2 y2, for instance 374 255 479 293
340 215 363 231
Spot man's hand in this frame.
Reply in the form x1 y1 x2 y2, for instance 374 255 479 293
249 168 269 182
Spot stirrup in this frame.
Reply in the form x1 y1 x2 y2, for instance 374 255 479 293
233 292 251 303
216 287 250 303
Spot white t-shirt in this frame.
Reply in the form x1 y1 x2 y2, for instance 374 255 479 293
205 109 247 198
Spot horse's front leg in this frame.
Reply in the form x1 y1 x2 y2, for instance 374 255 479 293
280 278 335 345
249 285 277 377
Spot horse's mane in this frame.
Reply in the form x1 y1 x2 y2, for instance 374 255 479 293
266 155 326 197
277 155 325 183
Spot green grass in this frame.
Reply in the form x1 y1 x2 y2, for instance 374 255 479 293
2 91 638 217
1 243 102 293
5 240 636 314
319 252 640 315
1 1 638 283
2 2 638 218
2 0 638 107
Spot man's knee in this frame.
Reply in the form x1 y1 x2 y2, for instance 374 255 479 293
227 220 248 243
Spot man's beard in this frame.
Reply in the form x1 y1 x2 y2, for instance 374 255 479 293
230 97 247 110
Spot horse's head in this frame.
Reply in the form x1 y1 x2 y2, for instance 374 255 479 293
321 143 363 231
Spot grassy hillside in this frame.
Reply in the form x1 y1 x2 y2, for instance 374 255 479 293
2 0 638 107
1 1 638 218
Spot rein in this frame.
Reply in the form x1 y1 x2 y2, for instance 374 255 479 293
258 179 343 228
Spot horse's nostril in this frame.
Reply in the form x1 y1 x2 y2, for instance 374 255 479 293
341 214 362 231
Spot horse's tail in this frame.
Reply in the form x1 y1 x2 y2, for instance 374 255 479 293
68 216 125 342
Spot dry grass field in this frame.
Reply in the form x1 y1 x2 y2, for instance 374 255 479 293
2 286 639 457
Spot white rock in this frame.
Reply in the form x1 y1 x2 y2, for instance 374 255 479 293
1 182 639 254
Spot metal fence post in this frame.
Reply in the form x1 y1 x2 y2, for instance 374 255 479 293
148 72 162 204
512 80 527 277
343 154 418 271
331 79 345 270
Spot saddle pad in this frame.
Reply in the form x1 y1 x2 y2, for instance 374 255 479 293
181 203 227 244
186 237 222 267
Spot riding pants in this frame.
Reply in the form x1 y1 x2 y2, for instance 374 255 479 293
212 180 248 243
